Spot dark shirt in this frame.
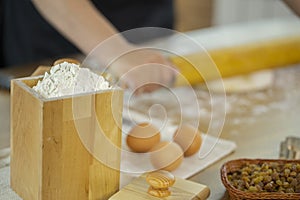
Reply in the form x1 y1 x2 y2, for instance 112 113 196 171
1 0 173 67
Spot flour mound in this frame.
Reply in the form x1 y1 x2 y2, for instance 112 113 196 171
33 62 110 98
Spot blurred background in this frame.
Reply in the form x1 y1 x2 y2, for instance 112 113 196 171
175 0 293 31
1 2 300 199
0 0 297 88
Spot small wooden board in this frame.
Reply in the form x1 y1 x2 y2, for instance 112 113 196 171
109 175 210 200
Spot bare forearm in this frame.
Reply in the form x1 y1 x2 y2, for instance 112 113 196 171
31 0 129 56
284 0 300 16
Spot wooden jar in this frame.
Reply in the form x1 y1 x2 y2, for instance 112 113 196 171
10 76 123 200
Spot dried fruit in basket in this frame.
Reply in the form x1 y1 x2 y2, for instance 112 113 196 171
227 162 300 193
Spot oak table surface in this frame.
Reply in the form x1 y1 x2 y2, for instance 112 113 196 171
1 66 300 200
1 17 300 199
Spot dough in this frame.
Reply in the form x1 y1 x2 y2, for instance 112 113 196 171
203 70 274 93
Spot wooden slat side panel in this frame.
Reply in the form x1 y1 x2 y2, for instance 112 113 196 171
10 80 42 200
42 99 63 199
61 97 92 200
42 97 92 199
89 90 123 199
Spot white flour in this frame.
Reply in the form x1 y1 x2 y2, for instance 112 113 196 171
33 62 111 98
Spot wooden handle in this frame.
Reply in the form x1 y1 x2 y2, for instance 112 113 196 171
31 66 51 76
146 170 175 189
146 170 175 198
53 58 81 65
148 187 171 198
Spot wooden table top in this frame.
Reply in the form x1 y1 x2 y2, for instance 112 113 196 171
2 65 300 199
1 17 300 199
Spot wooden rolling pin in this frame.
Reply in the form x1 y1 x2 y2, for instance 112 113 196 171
170 35 300 86
33 36 300 87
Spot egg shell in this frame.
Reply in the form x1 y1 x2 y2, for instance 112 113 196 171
150 141 183 171
173 124 202 157
126 123 160 153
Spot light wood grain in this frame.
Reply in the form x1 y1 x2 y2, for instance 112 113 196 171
31 66 50 77
109 174 210 200
10 77 123 200
10 78 43 200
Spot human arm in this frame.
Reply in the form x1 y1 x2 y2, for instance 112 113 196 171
31 0 128 61
31 0 176 92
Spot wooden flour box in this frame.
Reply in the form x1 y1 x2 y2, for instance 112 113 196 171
10 76 123 200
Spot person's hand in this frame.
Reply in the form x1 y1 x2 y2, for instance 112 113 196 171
108 45 177 94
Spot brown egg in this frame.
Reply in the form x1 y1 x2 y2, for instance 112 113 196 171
173 124 202 157
150 141 183 171
126 123 160 153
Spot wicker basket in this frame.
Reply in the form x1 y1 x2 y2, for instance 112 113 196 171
220 159 300 200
